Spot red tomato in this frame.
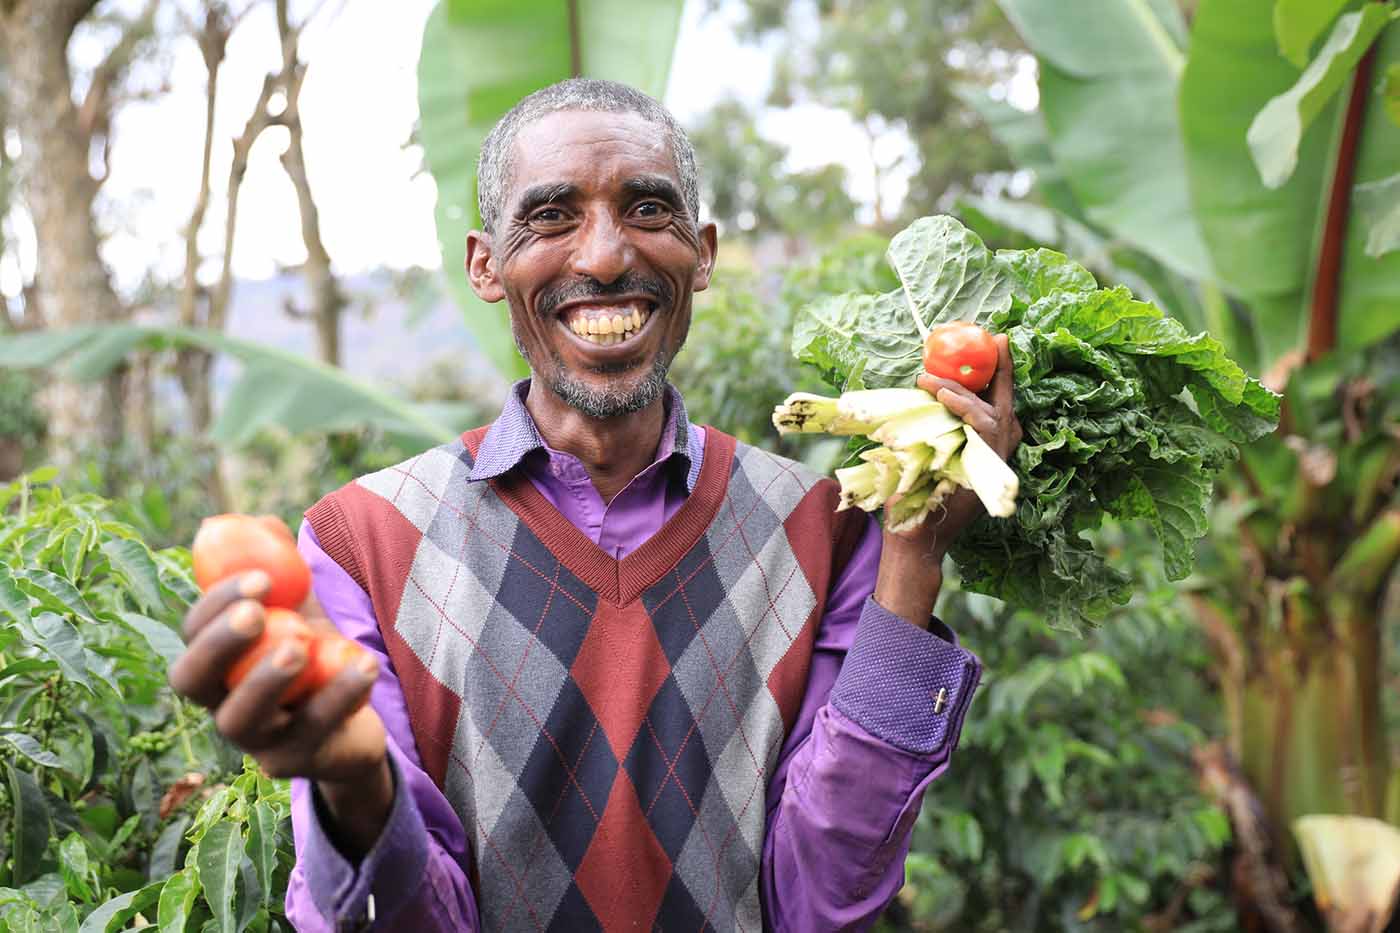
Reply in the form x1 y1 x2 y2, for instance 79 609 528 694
223 608 319 704
192 513 311 610
922 322 998 393
222 609 371 709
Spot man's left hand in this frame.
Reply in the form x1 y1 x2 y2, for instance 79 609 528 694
873 333 1022 626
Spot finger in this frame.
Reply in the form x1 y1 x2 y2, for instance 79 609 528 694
213 642 302 749
927 383 998 434
285 652 379 748
992 334 1015 411
169 599 266 708
184 571 271 641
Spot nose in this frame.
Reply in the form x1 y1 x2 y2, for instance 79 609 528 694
569 208 632 284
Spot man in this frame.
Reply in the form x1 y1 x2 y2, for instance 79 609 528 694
172 78 1020 931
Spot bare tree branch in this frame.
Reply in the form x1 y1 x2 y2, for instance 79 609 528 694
272 0 346 365
75 0 159 145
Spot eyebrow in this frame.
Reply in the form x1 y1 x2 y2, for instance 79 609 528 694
513 182 579 217
622 175 682 206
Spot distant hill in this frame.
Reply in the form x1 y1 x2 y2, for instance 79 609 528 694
209 268 509 405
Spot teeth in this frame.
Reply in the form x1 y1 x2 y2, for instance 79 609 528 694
566 306 654 346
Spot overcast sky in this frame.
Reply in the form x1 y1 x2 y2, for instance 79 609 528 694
1 0 1035 298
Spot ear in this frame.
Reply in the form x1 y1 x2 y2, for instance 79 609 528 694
690 222 719 293
465 230 506 303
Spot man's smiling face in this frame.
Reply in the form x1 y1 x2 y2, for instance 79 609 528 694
467 109 717 419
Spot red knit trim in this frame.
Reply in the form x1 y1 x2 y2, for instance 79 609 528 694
461 424 491 457
304 495 367 594
487 427 737 605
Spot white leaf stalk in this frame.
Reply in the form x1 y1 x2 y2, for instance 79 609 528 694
772 388 1018 527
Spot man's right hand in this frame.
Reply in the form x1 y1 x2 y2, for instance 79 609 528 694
169 571 393 853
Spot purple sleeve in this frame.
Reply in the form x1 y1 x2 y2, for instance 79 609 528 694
284 522 480 931
761 516 982 930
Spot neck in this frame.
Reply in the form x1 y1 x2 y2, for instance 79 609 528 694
524 381 668 502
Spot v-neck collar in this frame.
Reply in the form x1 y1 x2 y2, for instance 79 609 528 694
463 425 736 606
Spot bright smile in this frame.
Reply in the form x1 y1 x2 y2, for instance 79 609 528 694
556 300 656 349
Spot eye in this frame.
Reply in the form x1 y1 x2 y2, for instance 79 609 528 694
633 200 671 220
530 207 567 224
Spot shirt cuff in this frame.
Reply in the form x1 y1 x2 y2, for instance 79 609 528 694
828 596 982 756
299 747 429 928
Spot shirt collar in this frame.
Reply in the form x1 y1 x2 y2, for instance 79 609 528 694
468 379 700 490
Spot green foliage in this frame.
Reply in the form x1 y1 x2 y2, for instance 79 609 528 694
688 96 858 239
0 472 296 932
0 325 459 450
726 0 1021 222
0 371 44 447
880 528 1235 931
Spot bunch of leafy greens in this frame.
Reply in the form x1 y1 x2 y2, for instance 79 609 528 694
793 216 1280 629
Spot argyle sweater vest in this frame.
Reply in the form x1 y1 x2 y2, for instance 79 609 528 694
305 424 866 932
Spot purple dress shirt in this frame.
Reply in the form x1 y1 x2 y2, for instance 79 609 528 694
284 382 981 931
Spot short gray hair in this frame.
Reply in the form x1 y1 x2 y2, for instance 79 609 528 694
476 77 700 236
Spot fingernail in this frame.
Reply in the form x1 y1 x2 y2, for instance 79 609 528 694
240 571 271 597
272 642 305 670
228 602 263 635
356 654 378 679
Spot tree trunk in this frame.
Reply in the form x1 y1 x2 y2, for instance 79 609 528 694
0 2 126 477
1237 616 1388 835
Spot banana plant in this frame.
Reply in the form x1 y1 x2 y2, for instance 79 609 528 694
976 0 1400 925
0 325 463 449
417 0 686 381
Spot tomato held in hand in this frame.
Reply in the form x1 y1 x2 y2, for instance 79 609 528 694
922 321 999 393
192 513 311 610
223 607 320 704
223 608 372 708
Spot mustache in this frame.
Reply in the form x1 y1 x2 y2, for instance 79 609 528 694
536 271 673 319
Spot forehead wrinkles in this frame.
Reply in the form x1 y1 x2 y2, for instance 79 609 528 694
505 115 679 205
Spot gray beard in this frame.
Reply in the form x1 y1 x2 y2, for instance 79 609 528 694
513 319 673 419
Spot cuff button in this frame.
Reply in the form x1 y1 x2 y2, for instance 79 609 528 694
933 687 948 714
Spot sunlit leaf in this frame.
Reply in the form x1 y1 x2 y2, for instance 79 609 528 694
155 866 199 933
76 881 162 933
1273 0 1349 67
100 538 167 614
1246 6 1393 188
0 733 63 770
194 821 244 933
58 833 92 902
1355 171 1400 258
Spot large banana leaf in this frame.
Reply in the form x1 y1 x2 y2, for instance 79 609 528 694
417 0 685 383
0 326 462 448
995 0 1213 282
1180 0 1400 365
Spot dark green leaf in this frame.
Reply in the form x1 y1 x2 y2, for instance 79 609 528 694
148 816 191 883
5 763 51 886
